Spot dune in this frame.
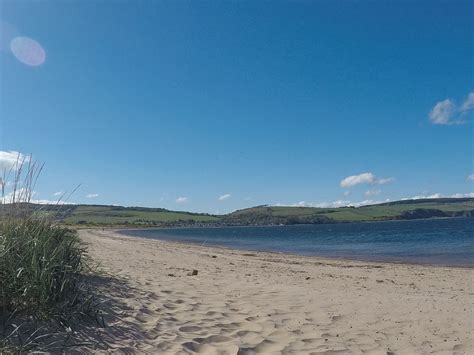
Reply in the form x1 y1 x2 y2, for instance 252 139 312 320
78 229 473 354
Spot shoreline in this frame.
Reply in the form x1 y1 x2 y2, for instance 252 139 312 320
78 228 473 353
116 227 474 269
72 214 473 230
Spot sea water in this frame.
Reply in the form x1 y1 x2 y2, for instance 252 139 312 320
120 217 473 267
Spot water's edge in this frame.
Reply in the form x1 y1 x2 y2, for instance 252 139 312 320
117 229 472 269
117 219 473 268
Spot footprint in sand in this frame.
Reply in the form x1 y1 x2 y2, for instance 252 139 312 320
193 335 233 344
179 325 202 333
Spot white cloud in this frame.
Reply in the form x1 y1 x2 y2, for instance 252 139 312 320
218 193 231 201
314 200 351 208
275 201 313 207
351 199 389 207
450 192 474 198
34 199 74 205
176 196 188 203
53 191 63 197
404 193 442 200
429 99 456 125
276 191 473 210
340 172 394 188
460 92 474 112
1 188 74 205
377 177 395 185
0 150 30 171
466 174 474 182
365 189 381 197
340 172 375 188
86 193 99 198
1 187 33 204
403 192 474 200
343 190 351 197
429 92 474 125
314 199 390 208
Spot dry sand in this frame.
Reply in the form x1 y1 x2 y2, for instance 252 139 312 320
78 229 473 354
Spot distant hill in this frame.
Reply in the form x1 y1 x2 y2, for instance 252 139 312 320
222 198 474 226
1 198 473 227
0 204 219 227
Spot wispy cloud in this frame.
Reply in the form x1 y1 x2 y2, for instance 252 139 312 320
0 150 30 171
276 199 389 208
176 196 188 203
293 201 311 207
341 172 375 187
218 193 231 201
429 99 456 125
1 188 74 205
365 189 381 197
429 92 474 125
275 201 313 207
1 187 32 204
86 193 99 198
450 192 474 198
314 199 391 208
402 193 442 200
351 199 390 207
460 92 474 112
314 200 351 208
466 173 474 182
377 177 395 185
340 172 394 188
402 192 474 200
34 199 74 205
53 191 63 197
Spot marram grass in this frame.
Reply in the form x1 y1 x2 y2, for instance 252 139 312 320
0 217 99 351
0 155 101 351
0 218 85 315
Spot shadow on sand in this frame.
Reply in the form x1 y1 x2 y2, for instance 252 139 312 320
1 273 153 353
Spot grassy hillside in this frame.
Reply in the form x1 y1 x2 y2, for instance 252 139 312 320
223 198 474 225
62 205 219 225
2 198 473 227
2 204 220 226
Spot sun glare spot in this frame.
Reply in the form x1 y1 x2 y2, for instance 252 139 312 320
10 36 46 66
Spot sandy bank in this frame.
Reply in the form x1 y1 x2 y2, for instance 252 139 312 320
78 229 473 354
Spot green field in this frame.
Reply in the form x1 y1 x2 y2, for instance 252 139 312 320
61 205 220 225
6 204 220 226
223 198 474 225
3 198 473 227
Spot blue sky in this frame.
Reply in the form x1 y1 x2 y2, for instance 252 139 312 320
1 1 473 213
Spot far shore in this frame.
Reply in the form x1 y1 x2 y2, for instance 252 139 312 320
78 228 473 354
71 214 473 230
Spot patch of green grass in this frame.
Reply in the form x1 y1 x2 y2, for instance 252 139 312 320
62 205 219 225
228 198 474 224
0 155 101 352
0 217 100 351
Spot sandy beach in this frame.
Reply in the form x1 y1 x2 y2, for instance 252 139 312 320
78 229 473 354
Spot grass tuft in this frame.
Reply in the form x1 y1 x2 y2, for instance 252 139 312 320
0 219 87 316
0 154 101 351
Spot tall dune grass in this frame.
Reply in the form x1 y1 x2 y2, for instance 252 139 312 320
0 219 87 316
0 154 99 351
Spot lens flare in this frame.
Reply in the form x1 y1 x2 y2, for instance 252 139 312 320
10 36 46 66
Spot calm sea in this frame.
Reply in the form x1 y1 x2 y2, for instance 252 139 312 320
119 217 474 267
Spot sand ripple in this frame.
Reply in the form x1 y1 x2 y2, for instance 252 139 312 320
76 229 474 354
